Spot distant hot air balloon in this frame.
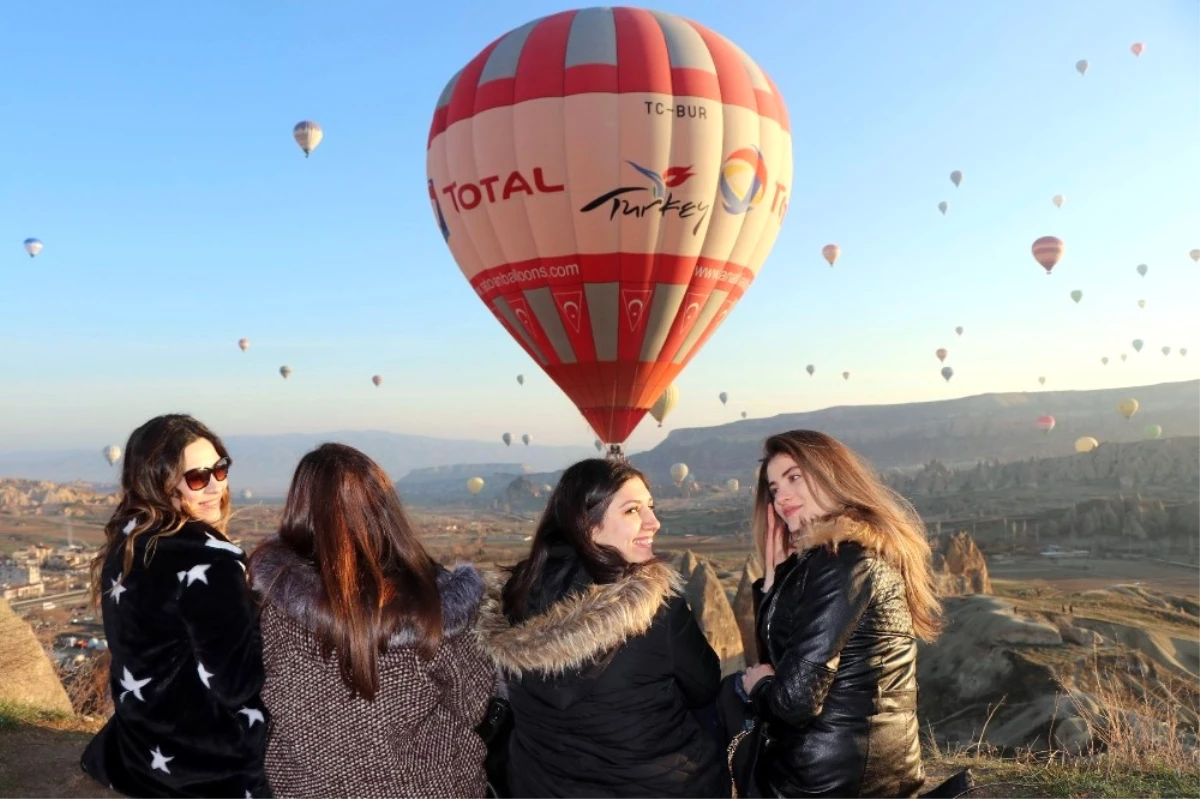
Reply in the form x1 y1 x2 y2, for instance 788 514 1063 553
842 371 850 381
1117 399 1139 419
1132 339 1144 352
521 433 531 446
103 445 122 466
1120 353 1128 361
466 477 485 495
372 375 383 387
594 439 603 453
502 432 512 447
238 338 250 352
649 384 679 427
938 201 948 216
241 489 254 500
1191 249 1200 262
822 244 840 266
725 478 740 493
279 365 292 380
1075 436 1099 453
806 364 815 376
1144 424 1162 440
950 170 963 187
1036 414 1056 434
741 411 748 419
1038 376 1046 386
1136 263 1148 277
1053 194 1065 209
23 238 42 257
955 326 963 337
1075 59 1089 76
1032 236 1065 275
670 463 689 486
427 9 793 448
1070 290 1083 304
1161 346 1171 356
1137 299 1146 309
541 483 554 494
293 120 323 157
1101 356 1109 365
936 348 948 363
516 374 525 386
1181 348 1188 357
1130 42 1144 57
940 366 953 382
718 391 729 406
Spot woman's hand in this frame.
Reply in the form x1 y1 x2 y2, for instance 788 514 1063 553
762 507 789 592
742 663 775 694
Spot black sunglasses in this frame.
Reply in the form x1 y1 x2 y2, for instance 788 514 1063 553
183 456 232 491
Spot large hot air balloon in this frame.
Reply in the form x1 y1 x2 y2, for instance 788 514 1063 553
293 121 323 157
1136 263 1148 277
725 478 740 493
502 432 513 447
1130 42 1144 57
427 8 793 449
806 364 815 376
1070 290 1082 304
670 462 689 486
279 365 292 380
522 433 532 445
938 201 948 216
1036 414 1056 434
103 445 122 466
1053 194 1065 208
950 170 962 187
955 326 963 337
23 238 43 257
1117 399 1139 419
1190 249 1200 262
649 384 679 426
935 348 947 363
238 338 250 352
1144 424 1162 440
1132 339 1143 352
718 391 729 406
842 371 850 381
1075 436 1098 453
372 375 383 387
1075 59 1089 76
517 374 525 386
940 366 953 382
467 477 485 495
1032 236 1064 275
822 244 840 266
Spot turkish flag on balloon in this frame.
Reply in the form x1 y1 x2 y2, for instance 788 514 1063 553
426 6 793 444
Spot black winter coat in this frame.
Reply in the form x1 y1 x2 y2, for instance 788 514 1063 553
81 520 268 798
750 516 925 798
478 546 725 798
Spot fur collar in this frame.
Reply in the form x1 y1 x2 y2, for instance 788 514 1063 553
796 511 902 571
477 561 682 677
250 540 486 647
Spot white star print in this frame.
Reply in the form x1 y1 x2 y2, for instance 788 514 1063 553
149 746 174 774
204 532 243 555
108 574 127 604
118 667 151 702
238 707 264 727
122 518 137 535
180 563 211 587
245 791 253 799
177 570 187 582
197 661 214 689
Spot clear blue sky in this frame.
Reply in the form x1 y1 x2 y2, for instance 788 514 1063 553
2 0 1197 453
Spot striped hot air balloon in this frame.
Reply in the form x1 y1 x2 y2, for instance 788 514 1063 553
1036 414 1056 434
427 8 792 446
293 121 323 156
1031 236 1064 275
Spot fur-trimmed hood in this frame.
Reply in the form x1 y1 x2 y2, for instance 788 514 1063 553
250 540 486 647
795 511 904 571
477 560 683 677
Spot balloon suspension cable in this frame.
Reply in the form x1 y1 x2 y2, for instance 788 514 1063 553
605 443 627 462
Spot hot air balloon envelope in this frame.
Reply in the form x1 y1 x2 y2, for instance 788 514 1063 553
938 201 948 215
1190 249 1199 262
936 348 947 363
1075 59 1089 75
806 364 815 376
279 366 292 379
649 384 679 425
1070 290 1082 304
718 391 728 406
670 463 689 485
725 478 740 492
940 366 953 382
1117 399 1139 419
822 244 840 266
293 120 323 156
372 375 383 386
23 238 43 257
1130 42 1144 57
1137 263 1148 277
1053 194 1065 208
950 170 962 187
1075 436 1098 453
842 371 850 381
955 326 963 337
238 338 250 352
103 446 122 466
1032 236 1064 275
467 477 485 495
1144 424 1161 439
1036 414 1056 434
517 374 525 386
502 432 513 446
521 433 532 445
1132 339 1143 352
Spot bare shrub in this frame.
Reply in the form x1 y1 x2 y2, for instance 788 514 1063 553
59 651 112 718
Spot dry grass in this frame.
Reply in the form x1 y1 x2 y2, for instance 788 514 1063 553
58 651 112 719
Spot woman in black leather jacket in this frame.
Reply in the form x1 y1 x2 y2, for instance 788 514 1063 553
741 430 943 798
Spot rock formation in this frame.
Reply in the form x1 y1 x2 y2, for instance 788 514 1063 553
0 598 73 715
732 560 759 665
932 530 992 596
685 561 745 677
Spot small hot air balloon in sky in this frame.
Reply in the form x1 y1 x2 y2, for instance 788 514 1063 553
822 244 840 266
940 366 953 382
670 463 689 486
238 338 250 352
1190 249 1200 262
1117 399 1139 419
1053 194 1065 209
466 477 485 495
1070 290 1083 304
1137 263 1148 277
718 391 729 406
103 445 122 466
372 375 383 387
741 411 748 419
1032 236 1064 275
241 489 254 500
1120 353 1128 361
1181 348 1188 357
521 433 532 446
950 170 963 187
1137 299 1146 309
293 120 323 157
1075 59 1089 76
1036 414 1056 434
1144 424 1162 440
279 365 292 380
1075 436 1099 453
938 201 948 216
725 478 740 493
955 326 963 337
649 384 679 427
1161 346 1171 356
1101 356 1109 365
1132 339 1144 352
23 238 43 257
502 432 512 447
806 364 815 376
516 374 525 386
1038 376 1046 386
936 348 948 363
594 439 604 453
1130 42 1144 57
842 371 850 381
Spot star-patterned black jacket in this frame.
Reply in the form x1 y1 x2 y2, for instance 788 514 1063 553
81 519 269 798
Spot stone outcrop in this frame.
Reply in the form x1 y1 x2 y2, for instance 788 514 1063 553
685 562 745 677
932 531 992 596
0 598 73 715
732 560 759 666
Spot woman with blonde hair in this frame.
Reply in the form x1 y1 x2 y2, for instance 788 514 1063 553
738 430 942 798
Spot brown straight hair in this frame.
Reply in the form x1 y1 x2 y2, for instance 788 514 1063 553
252 443 442 700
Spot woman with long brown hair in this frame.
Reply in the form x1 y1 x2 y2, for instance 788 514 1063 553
738 430 942 798
80 414 267 798
248 443 494 798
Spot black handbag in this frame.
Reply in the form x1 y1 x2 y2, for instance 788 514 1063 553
475 696 514 798
727 715 773 799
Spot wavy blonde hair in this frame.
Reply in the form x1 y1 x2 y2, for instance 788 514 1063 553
752 430 942 642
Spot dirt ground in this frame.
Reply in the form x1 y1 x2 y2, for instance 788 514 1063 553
0 723 117 799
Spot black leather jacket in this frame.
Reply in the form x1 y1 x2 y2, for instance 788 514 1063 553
750 541 924 798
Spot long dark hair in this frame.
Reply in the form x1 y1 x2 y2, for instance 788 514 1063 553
250 443 442 700
503 458 651 620
90 414 232 606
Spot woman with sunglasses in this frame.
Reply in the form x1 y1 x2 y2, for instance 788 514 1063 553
81 414 269 798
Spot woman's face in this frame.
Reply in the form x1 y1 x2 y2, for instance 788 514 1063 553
593 478 660 563
765 453 834 533
172 438 228 524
